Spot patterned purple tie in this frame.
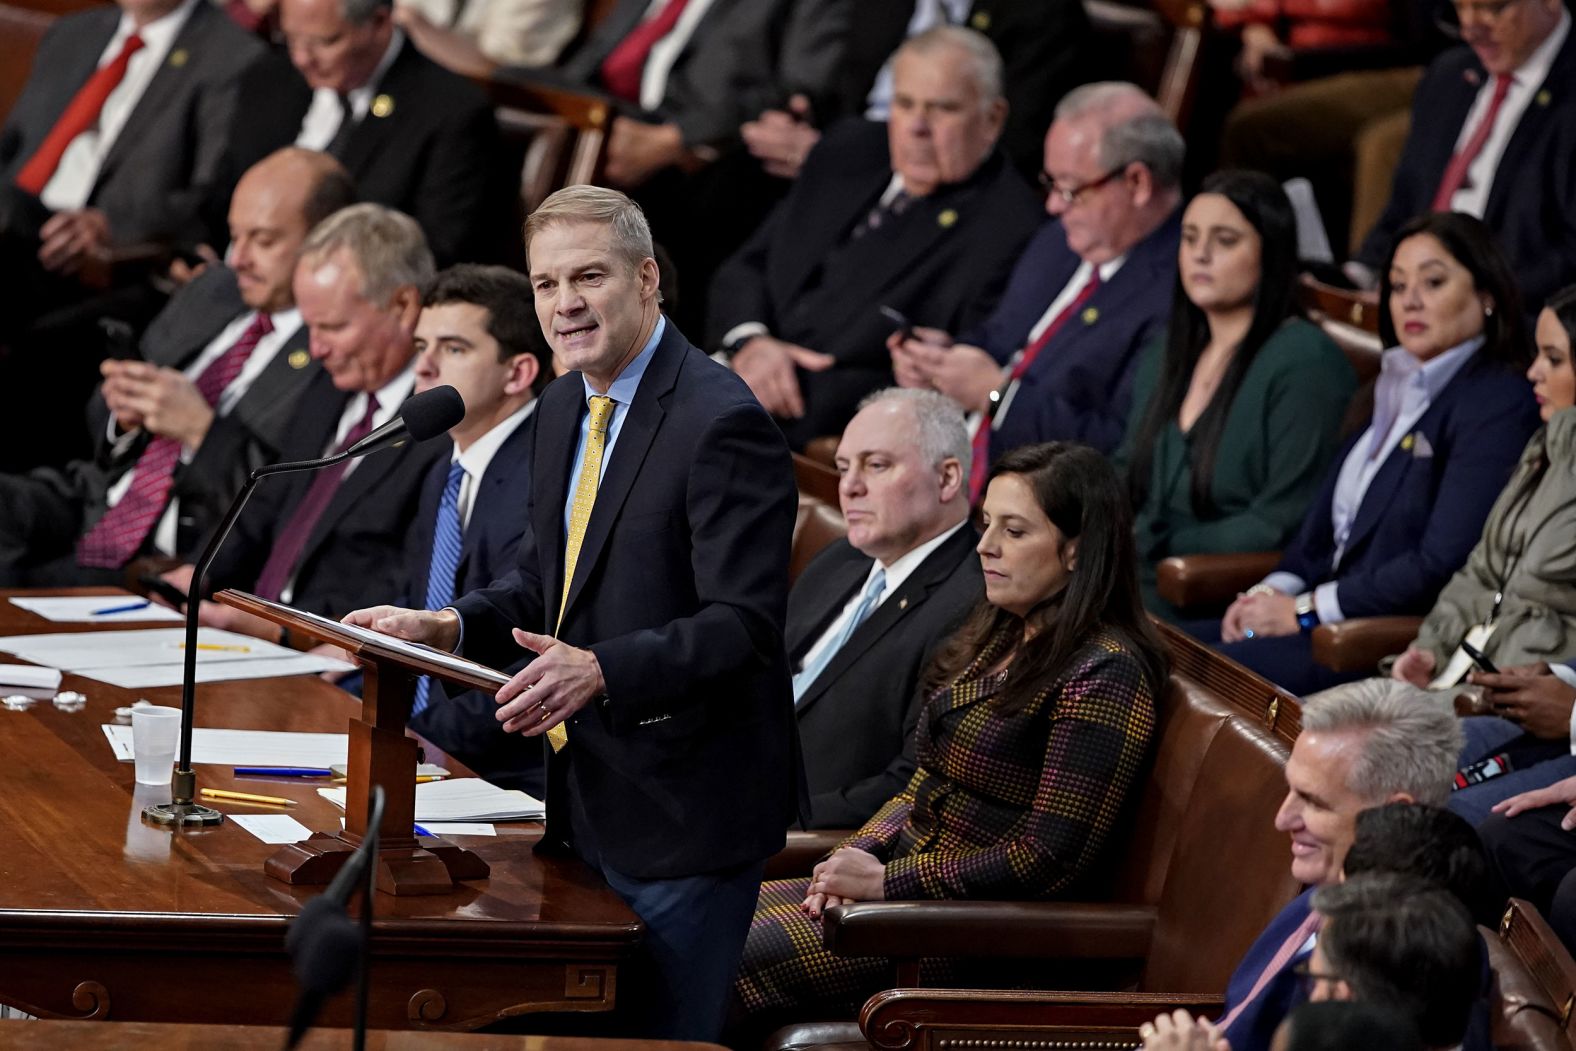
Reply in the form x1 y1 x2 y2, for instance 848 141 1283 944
253 394 380 602
78 313 274 568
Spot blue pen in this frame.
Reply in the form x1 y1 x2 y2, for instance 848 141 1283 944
91 600 151 616
233 767 335 778
413 824 433 837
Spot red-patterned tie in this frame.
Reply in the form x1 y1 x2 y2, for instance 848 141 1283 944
15 32 145 195
253 394 381 602
1431 73 1514 211
968 270 1102 501
77 313 275 569
598 0 691 103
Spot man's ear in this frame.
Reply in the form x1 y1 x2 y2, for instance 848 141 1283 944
639 257 660 301
1127 163 1155 209
390 284 423 333
938 457 965 503
504 353 540 397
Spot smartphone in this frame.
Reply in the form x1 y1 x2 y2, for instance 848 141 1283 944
1453 752 1513 790
137 574 188 614
879 305 913 341
98 318 137 361
1461 640 1500 675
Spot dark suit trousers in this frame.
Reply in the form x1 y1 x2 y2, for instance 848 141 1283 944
566 765 764 1041
1480 804 1576 954
1180 618 1367 698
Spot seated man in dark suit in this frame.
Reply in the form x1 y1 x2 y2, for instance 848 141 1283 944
1137 682 1466 1051
710 26 1040 449
160 202 445 634
402 264 551 798
889 82 1183 498
1348 0 1574 306
791 387 979 828
0 148 354 587
224 0 512 266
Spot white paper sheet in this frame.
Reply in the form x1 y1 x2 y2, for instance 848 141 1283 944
319 777 545 821
0 664 62 690
9 596 183 624
417 822 496 837
88 654 353 688
103 725 349 767
230 813 314 844
0 627 353 686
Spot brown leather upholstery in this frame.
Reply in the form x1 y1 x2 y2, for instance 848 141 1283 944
1297 276 1383 381
1155 551 1281 613
1310 615 1424 674
794 452 841 505
1489 900 1576 1051
789 497 848 586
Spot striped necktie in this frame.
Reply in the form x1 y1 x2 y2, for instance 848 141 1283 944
549 395 615 751
412 460 465 716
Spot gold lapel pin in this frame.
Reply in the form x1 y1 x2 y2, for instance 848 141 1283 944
898 597 909 611
372 94 394 118
169 48 188 68
938 209 958 229
1537 89 1552 106
1401 433 1416 452
1081 307 1100 325
970 11 991 30
288 349 310 370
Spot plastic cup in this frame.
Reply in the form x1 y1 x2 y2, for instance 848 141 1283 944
131 705 181 786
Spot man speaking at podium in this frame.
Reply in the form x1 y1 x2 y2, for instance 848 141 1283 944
346 186 800 1040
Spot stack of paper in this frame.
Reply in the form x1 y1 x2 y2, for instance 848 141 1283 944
102 725 349 767
0 627 353 687
318 778 545 821
9 596 183 624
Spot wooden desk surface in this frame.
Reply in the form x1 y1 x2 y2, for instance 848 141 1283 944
0 589 640 1031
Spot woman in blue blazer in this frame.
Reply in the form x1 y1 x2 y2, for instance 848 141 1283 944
1190 213 1541 696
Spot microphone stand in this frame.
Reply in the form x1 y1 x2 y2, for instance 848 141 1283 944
144 450 355 827
353 787 381 1051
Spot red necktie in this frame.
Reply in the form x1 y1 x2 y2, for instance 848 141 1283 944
599 0 691 103
1431 73 1514 211
968 270 1102 501
77 313 275 569
15 32 145 196
253 394 381 602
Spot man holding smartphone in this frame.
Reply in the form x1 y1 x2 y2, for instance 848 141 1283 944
1443 660 1576 825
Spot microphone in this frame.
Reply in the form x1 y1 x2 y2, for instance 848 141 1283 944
144 385 465 830
344 384 464 459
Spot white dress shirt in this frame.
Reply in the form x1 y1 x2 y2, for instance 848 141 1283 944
1446 8 1570 218
637 0 720 112
794 520 969 675
102 306 303 556
450 399 534 529
41 0 199 212
294 29 405 151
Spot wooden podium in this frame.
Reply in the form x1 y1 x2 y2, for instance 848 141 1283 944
217 590 507 896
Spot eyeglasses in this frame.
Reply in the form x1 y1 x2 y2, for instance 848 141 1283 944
1451 0 1525 22
1038 165 1127 206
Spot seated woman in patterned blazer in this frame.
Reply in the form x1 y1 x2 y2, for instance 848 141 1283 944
732 441 1168 1024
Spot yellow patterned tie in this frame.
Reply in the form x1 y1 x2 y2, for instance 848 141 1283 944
549 395 615 751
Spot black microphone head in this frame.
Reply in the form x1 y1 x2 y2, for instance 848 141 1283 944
289 897 362 995
403 385 465 442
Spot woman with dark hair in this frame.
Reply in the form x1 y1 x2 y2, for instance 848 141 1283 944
733 443 1166 1024
1194 212 1541 696
1121 170 1356 617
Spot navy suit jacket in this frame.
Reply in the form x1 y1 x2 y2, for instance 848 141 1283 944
1219 889 1315 1051
406 416 546 798
1276 352 1540 618
452 320 800 879
1354 32 1576 307
967 210 1181 459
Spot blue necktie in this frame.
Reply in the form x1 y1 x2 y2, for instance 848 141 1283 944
412 461 465 716
793 568 886 704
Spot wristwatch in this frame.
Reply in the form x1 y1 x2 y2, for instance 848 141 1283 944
1295 592 1321 633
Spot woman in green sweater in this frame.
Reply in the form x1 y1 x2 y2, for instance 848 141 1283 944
1120 171 1357 619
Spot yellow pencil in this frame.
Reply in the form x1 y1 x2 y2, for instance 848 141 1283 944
201 788 296 806
178 643 253 653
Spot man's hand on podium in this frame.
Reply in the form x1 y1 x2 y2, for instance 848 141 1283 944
341 605 461 654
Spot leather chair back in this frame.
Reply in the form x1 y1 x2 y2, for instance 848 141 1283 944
1489 899 1576 1051
790 497 848 585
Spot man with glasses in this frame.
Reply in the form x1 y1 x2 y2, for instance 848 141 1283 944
708 26 1040 449
1349 0 1573 308
888 81 1182 496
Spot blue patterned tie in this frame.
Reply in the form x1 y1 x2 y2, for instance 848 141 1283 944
412 461 465 716
793 568 886 704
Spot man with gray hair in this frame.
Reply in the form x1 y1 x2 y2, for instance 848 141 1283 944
162 202 446 635
710 25 1042 449
892 81 1183 498
223 0 511 266
789 387 980 827
1139 679 1463 1051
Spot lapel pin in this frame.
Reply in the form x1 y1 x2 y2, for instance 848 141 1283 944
372 94 394 118
938 209 958 229
1464 69 1481 86
1537 89 1552 106
1081 306 1099 325
899 596 908 611
169 48 188 68
1401 433 1415 452
970 10 991 30
288 349 310 370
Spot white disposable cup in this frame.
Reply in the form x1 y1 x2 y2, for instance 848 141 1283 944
131 705 182 786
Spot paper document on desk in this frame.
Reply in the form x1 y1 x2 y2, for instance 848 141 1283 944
9 596 183 623
0 627 353 686
319 777 545 821
0 663 62 690
103 725 349 767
